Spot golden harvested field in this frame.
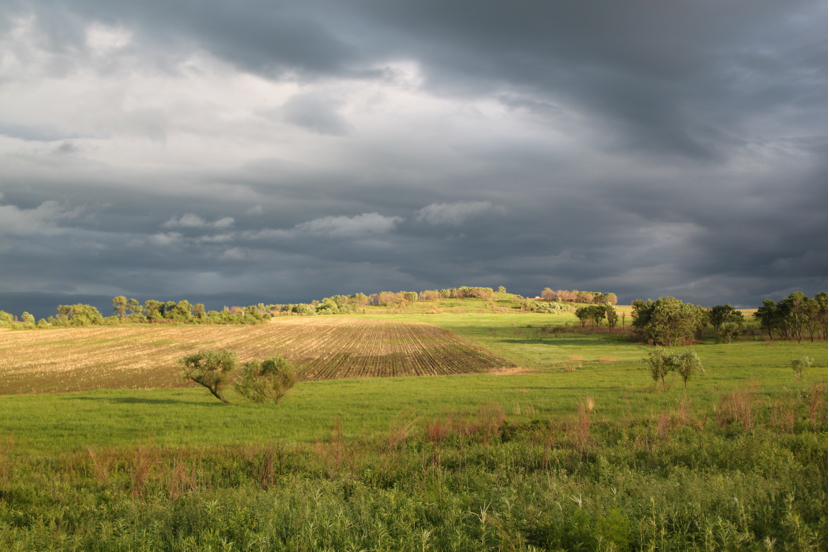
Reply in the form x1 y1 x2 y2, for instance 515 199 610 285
0 317 512 394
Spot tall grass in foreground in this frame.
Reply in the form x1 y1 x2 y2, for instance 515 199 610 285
0 384 824 550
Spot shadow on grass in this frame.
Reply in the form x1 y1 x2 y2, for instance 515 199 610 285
495 337 623 347
63 396 222 406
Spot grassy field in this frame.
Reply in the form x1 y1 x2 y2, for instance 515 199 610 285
0 302 825 550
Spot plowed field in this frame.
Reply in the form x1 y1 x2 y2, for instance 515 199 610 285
0 317 512 394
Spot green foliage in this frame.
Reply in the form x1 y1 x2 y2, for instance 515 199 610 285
0 311 12 326
718 320 741 343
755 292 828 342
605 304 619 333
668 349 704 389
0 390 824 550
791 357 813 380
632 297 706 346
112 295 127 318
56 303 104 326
21 311 35 324
180 349 238 403
710 304 744 343
235 355 296 403
643 347 672 389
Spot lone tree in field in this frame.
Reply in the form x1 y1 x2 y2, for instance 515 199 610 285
180 349 238 403
668 350 703 389
644 347 672 390
234 354 296 404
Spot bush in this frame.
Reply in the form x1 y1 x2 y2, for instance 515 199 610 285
235 355 296 404
791 357 813 380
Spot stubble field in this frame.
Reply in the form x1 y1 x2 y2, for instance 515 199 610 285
0 317 511 394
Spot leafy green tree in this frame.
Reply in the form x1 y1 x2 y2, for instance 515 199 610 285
717 321 741 344
668 350 703 389
589 305 606 327
144 300 164 321
778 292 809 343
709 304 743 343
632 297 704 346
498 286 506 293
22 312 35 324
56 304 104 326
709 304 736 332
180 349 238 403
605 305 618 333
112 296 127 318
193 303 207 321
234 355 296 404
753 299 779 340
126 298 143 319
575 307 591 328
813 292 828 340
643 347 671 390
0 311 12 326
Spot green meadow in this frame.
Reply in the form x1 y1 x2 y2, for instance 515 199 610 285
0 306 825 550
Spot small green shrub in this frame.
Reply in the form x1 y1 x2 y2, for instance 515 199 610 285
235 355 296 404
791 357 814 380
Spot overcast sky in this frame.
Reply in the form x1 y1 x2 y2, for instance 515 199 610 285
0 0 826 317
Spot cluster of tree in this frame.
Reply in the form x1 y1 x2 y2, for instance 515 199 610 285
643 347 704 390
708 304 745 343
180 349 295 404
753 292 827 343
1 298 273 329
111 297 271 324
271 293 372 316
631 297 708 346
574 304 620 332
271 286 510 316
522 300 572 314
541 289 618 305
420 287 505 301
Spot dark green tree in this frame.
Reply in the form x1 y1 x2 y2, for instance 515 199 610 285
589 305 606 327
605 305 618 333
778 292 809 343
575 307 591 328
180 349 238 403
753 299 779 340
632 297 705 346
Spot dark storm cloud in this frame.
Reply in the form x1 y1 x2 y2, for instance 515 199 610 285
0 0 825 315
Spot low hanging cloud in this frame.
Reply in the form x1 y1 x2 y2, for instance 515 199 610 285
415 201 496 226
293 213 404 238
163 214 235 229
251 212 404 240
0 199 80 236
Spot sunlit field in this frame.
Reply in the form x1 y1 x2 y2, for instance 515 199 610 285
0 305 825 550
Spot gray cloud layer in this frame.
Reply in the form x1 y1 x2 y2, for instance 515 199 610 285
0 0 825 316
